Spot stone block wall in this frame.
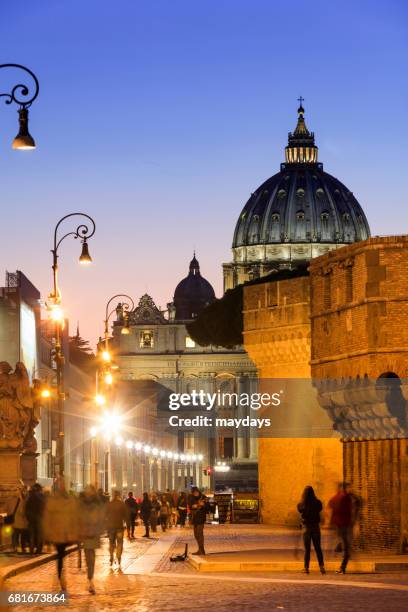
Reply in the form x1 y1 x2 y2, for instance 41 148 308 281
243 274 342 526
343 439 408 551
309 236 408 551
310 236 408 379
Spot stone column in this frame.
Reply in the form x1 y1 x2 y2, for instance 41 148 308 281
167 460 173 490
175 462 182 491
236 376 247 459
134 455 142 496
143 456 150 491
180 462 186 490
249 435 258 460
248 375 259 460
152 460 158 491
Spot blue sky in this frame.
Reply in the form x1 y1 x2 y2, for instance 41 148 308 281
1 0 407 344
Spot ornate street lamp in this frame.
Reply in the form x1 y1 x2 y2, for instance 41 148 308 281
92 294 133 490
100 294 134 371
0 63 39 149
104 294 134 346
48 213 96 476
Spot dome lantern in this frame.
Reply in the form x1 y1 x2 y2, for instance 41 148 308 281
285 98 318 164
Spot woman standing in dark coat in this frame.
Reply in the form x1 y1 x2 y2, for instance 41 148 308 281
297 486 326 574
140 492 152 538
177 493 188 527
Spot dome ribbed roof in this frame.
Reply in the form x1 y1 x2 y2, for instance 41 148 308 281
174 255 215 320
233 104 370 249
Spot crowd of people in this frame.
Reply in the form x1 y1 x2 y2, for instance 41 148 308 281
7 478 360 593
7 480 209 594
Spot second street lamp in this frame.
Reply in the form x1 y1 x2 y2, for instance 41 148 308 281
48 213 96 477
99 293 134 393
91 294 134 490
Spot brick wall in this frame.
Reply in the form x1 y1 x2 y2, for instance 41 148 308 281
243 275 342 526
343 439 408 551
310 235 408 551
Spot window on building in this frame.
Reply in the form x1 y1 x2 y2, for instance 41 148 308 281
185 336 196 348
222 437 234 459
267 283 278 307
323 274 331 310
345 266 353 303
183 431 195 452
139 330 154 348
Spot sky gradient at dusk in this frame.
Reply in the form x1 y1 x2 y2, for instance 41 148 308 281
1 0 407 346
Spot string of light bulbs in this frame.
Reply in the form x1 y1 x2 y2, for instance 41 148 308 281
90 426 203 463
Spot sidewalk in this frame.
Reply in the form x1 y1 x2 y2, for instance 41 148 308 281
155 524 408 574
0 545 78 589
2 524 408 586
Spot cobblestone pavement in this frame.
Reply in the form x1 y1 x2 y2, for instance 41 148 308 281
4 524 408 611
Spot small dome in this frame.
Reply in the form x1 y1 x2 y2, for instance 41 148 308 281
174 255 215 320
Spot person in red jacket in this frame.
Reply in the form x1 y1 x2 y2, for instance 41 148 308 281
329 482 360 573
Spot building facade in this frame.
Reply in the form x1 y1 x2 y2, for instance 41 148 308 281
107 256 258 494
243 235 408 550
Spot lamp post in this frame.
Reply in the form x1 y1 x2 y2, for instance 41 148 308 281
104 294 134 348
0 63 39 149
48 213 96 477
99 294 134 391
93 295 133 489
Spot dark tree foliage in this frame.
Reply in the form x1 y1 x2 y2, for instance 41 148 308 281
187 285 243 348
68 334 96 372
187 266 309 349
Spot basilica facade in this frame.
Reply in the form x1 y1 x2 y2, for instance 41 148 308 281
109 256 257 494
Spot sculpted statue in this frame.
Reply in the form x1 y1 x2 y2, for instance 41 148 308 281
116 302 124 322
0 361 37 451
0 361 19 446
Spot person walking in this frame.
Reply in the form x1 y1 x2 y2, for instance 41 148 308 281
124 491 138 540
150 494 160 533
25 483 46 554
188 487 209 555
140 492 152 538
177 492 188 527
42 478 79 591
329 482 358 574
170 490 178 527
105 490 127 568
159 496 170 532
297 486 325 574
12 488 29 553
79 485 103 594
97 488 109 505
